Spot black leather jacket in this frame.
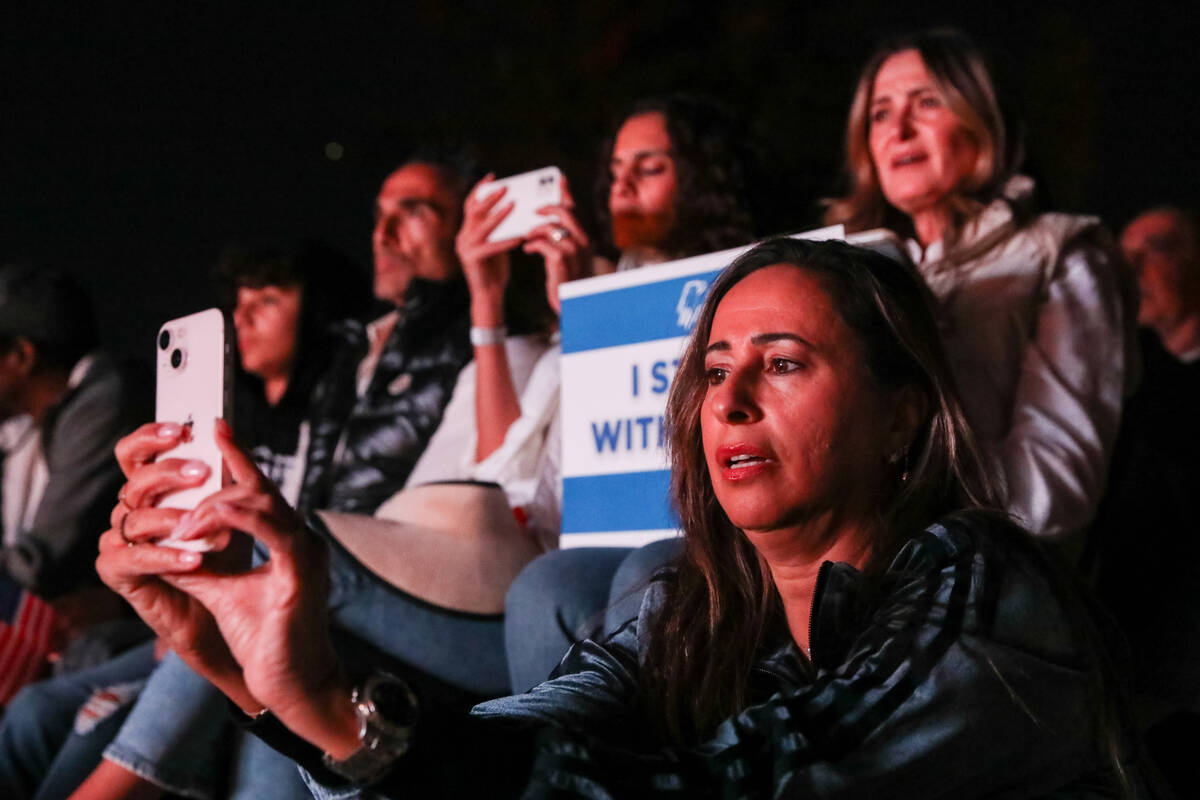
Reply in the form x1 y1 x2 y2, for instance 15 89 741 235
261 513 1141 798
298 278 471 515
470 513 1136 798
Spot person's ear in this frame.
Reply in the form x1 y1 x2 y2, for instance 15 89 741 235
886 383 927 459
8 337 37 377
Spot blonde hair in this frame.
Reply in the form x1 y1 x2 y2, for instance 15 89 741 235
824 29 1022 242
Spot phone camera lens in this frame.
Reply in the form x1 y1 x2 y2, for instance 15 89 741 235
159 330 171 351
170 349 184 369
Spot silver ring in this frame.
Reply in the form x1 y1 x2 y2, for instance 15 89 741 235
549 227 568 244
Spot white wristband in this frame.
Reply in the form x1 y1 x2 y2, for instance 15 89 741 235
470 325 507 347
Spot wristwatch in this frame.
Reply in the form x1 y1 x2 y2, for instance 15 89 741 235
322 670 419 784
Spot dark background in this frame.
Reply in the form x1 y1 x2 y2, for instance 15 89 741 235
3 1 1198 363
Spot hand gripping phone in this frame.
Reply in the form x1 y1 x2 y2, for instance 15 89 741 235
476 166 564 243
154 308 233 549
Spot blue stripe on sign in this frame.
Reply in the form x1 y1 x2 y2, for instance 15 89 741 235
560 270 724 354
562 470 677 532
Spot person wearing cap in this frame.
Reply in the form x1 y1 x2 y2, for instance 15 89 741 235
0 263 138 700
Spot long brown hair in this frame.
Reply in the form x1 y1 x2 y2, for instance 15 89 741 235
641 237 999 742
823 29 1023 243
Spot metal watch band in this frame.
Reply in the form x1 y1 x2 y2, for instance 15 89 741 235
321 671 418 784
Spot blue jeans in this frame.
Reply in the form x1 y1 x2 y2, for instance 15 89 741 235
102 651 237 799
101 534 511 799
503 538 683 693
0 640 157 800
323 540 510 695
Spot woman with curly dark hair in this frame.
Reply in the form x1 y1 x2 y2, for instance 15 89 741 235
493 92 764 690
592 92 760 271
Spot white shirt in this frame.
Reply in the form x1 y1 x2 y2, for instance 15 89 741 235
356 311 400 398
405 334 561 551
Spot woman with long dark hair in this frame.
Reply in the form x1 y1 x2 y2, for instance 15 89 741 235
95 237 1136 796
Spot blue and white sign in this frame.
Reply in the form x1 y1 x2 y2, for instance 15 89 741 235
558 226 846 547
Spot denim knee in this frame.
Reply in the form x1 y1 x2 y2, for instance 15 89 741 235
102 652 230 800
605 538 684 634
0 683 80 800
0 641 156 800
504 547 631 692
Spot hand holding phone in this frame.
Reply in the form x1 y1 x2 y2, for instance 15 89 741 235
475 166 563 243
154 308 233 550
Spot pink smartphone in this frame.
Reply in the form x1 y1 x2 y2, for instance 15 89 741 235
154 308 233 549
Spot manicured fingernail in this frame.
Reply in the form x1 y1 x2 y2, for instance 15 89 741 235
157 423 183 438
180 461 209 479
179 551 202 565
170 515 199 540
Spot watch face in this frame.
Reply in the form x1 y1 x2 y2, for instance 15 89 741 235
370 676 418 728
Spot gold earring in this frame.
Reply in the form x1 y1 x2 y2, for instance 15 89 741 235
889 445 910 483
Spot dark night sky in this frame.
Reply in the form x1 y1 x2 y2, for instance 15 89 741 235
3 1 1198 364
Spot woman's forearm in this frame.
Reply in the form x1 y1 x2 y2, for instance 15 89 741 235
69 759 163 800
240 656 533 796
471 294 521 463
264 670 362 760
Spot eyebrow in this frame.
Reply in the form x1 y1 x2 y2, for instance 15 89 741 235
376 197 446 218
611 148 672 163
705 332 815 354
870 87 936 106
1144 233 1182 253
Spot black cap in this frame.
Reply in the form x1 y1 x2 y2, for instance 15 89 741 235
0 264 98 353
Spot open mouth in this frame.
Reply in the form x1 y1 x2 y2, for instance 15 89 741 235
892 153 927 168
716 445 774 480
727 453 768 469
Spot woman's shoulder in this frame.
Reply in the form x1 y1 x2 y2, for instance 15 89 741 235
996 176 1103 244
1019 211 1111 262
888 510 1064 589
884 511 1088 662
885 509 1019 571
960 178 1111 273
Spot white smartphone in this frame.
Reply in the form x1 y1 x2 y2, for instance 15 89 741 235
476 166 564 243
154 308 233 549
